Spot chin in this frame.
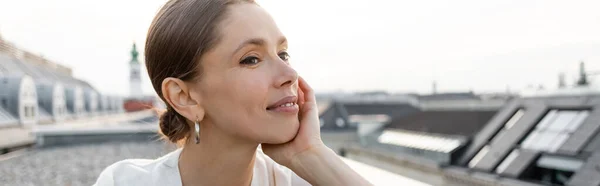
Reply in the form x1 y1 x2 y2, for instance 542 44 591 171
263 120 300 144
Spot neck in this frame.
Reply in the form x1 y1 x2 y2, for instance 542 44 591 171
178 121 258 186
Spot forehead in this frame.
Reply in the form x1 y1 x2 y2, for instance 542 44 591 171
217 3 284 47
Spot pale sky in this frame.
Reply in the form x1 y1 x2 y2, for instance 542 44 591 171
0 0 599 97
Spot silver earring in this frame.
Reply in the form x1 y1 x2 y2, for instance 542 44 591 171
194 119 200 144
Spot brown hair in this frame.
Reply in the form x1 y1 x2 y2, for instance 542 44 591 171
145 0 254 144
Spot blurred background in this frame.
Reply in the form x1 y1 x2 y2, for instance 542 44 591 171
0 0 599 185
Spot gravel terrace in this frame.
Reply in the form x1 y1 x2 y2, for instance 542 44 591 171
0 141 177 186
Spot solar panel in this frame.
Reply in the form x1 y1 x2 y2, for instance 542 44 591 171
378 129 463 153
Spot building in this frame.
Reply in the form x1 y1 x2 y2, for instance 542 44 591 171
97 94 110 114
316 92 509 186
35 82 67 123
65 86 86 118
357 108 498 169
84 88 99 116
319 94 420 131
416 92 481 101
0 35 123 125
129 43 142 98
122 43 161 112
0 75 38 126
457 94 600 186
108 96 125 113
317 94 421 154
322 91 600 186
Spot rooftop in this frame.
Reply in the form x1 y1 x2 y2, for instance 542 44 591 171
0 38 72 76
0 141 176 185
387 110 498 137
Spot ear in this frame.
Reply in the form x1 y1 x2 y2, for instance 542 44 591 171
161 77 205 123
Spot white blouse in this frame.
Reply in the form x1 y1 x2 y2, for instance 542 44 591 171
94 148 311 186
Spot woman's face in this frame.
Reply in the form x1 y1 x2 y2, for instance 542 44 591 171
194 3 300 144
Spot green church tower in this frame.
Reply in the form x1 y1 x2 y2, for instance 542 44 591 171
129 43 142 98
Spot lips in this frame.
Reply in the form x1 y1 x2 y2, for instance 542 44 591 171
267 96 298 110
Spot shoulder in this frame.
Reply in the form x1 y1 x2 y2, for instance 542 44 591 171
254 148 311 186
93 149 182 186
93 159 155 186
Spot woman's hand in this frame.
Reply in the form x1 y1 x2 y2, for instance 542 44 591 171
262 77 373 186
262 77 325 167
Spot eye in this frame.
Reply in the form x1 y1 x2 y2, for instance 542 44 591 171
278 51 290 61
240 56 260 65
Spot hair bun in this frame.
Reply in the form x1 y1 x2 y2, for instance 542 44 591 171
159 107 190 143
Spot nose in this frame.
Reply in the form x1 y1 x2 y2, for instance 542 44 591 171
273 59 298 88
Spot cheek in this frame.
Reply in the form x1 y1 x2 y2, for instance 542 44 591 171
203 72 270 131
232 73 269 111
205 71 269 109
233 73 298 143
202 69 297 143
233 75 298 143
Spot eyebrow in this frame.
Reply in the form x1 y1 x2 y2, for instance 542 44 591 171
232 37 288 55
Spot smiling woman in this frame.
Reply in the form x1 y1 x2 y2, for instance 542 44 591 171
93 0 371 186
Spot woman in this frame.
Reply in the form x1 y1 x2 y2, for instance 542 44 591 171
95 0 372 185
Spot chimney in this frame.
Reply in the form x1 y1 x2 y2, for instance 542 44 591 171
558 73 566 89
576 61 589 87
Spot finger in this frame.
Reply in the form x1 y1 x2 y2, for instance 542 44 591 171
298 77 317 115
298 77 315 104
297 86 306 119
297 85 305 106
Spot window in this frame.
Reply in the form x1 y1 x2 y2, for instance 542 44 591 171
490 109 525 142
520 110 589 152
24 106 29 117
496 149 520 174
504 109 525 130
468 109 525 168
131 70 139 80
537 155 583 172
468 145 490 168
336 118 345 127
520 155 583 186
